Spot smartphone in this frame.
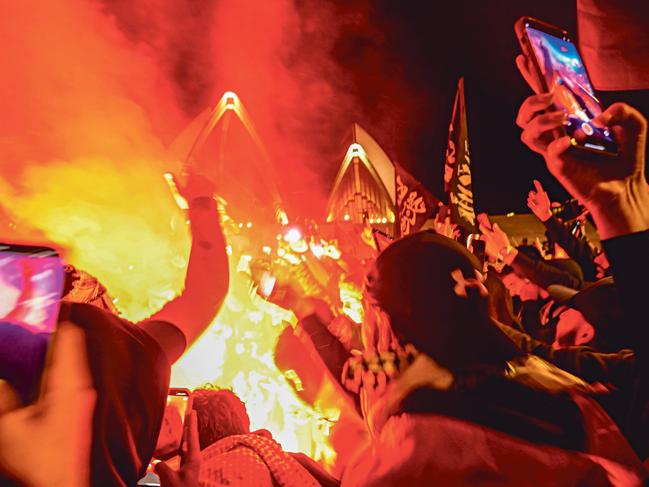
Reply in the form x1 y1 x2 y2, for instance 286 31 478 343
155 388 193 459
0 243 65 404
515 17 618 156
467 235 486 266
140 389 194 486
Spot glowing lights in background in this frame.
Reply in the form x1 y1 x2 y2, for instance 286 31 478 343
169 211 347 464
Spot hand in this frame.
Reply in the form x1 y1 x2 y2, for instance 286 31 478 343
155 410 201 487
527 180 553 222
434 214 460 240
477 213 512 262
0 324 96 487
516 54 649 239
173 172 216 204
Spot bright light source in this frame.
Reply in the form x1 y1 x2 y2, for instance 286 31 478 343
343 214 350 221
262 246 272 255
246 222 252 228
310 243 325 258
284 227 302 243
349 143 364 154
381 217 388 224
222 91 239 109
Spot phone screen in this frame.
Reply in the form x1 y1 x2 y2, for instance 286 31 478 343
0 244 63 333
0 244 64 404
140 389 192 486
167 390 191 423
525 25 616 153
154 389 192 459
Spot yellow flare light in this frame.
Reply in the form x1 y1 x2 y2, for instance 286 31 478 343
163 173 188 210
171 240 340 465
283 227 302 243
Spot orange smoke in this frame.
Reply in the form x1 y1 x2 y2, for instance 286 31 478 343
0 0 365 467
0 0 190 319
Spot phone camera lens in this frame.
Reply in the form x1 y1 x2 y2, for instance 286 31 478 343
581 122 594 136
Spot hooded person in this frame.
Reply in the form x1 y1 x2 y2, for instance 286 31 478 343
341 231 645 486
548 277 626 352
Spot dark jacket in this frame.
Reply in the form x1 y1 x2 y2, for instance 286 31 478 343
511 251 584 289
544 216 598 282
500 230 649 458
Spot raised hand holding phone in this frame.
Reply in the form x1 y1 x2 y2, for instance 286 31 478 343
515 17 617 156
0 324 96 487
154 410 201 487
517 51 649 239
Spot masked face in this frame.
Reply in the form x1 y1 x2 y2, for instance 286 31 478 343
552 306 594 349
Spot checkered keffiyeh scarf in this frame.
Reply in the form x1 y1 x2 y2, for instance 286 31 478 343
199 434 320 487
62 265 118 313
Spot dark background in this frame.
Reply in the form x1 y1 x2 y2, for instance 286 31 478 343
330 0 649 215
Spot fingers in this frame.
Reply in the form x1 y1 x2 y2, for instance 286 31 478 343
533 179 544 193
593 103 648 134
516 92 555 128
45 323 93 396
545 136 573 176
476 212 491 230
154 462 176 486
520 112 566 154
516 54 543 94
182 410 201 468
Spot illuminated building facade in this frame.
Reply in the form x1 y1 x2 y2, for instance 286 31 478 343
326 124 396 235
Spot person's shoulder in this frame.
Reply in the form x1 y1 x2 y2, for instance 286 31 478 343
200 441 273 487
60 302 172 365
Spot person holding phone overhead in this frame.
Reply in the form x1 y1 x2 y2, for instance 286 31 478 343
0 171 229 487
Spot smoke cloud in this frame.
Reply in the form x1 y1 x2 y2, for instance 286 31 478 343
0 0 368 318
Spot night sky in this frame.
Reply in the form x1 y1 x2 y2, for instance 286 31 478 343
330 0 649 215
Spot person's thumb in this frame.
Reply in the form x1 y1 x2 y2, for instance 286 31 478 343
154 462 177 486
593 103 647 135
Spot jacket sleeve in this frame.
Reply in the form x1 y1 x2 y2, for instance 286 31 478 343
298 313 351 386
544 216 598 282
496 322 635 388
602 230 649 364
510 251 583 290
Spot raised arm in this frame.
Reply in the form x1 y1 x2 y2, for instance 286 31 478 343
478 213 582 289
149 173 229 356
528 180 597 281
516 54 649 358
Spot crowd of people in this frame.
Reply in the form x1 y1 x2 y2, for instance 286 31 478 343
1 49 648 487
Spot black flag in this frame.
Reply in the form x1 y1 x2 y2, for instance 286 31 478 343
395 162 439 237
444 77 477 234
